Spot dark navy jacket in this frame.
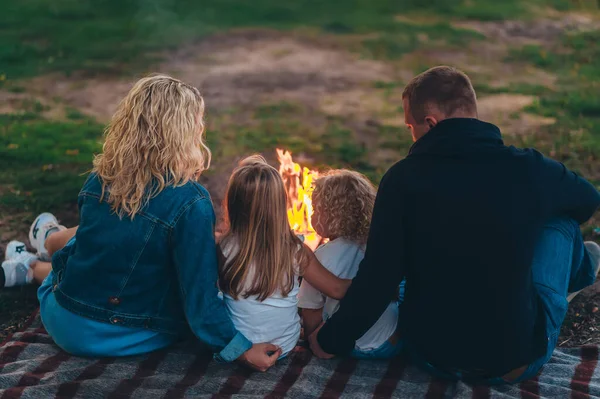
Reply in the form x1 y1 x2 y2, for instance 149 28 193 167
52 174 251 361
318 118 600 375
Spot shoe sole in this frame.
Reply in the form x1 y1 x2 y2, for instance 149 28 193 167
29 213 58 250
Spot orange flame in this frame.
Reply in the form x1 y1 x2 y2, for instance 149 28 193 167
276 149 319 244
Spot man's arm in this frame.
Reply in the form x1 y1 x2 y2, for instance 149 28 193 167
538 152 600 223
315 169 406 355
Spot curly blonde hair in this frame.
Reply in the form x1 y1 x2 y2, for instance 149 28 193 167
312 170 376 245
93 74 210 218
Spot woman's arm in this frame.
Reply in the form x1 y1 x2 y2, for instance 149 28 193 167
171 198 279 370
302 308 324 338
301 244 351 300
171 199 248 355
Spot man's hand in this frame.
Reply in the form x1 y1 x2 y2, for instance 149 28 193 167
238 343 282 372
308 323 335 359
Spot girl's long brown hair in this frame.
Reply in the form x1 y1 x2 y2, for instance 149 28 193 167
220 155 306 301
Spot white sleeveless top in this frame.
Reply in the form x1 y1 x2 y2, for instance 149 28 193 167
220 239 301 355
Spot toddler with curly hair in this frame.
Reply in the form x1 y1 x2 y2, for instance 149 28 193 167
298 170 404 359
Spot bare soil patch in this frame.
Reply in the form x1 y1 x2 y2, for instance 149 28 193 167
20 76 133 122
5 27 565 143
560 282 600 347
404 14 598 96
0 286 38 343
14 30 397 124
166 30 396 109
477 94 556 135
454 13 600 45
0 91 68 120
398 44 557 92
3 29 404 212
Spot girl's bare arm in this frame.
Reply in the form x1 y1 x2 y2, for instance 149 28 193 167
301 244 351 300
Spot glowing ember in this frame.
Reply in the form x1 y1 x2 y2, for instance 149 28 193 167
276 149 320 245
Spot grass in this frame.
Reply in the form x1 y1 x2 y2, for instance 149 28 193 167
0 112 103 213
1 0 600 216
0 100 408 215
1 0 600 345
0 0 592 80
503 29 600 185
206 102 409 184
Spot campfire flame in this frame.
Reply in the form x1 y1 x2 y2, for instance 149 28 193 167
276 149 319 244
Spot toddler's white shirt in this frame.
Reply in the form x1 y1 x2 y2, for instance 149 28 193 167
298 238 398 351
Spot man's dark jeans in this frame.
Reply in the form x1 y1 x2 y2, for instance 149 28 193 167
406 218 597 385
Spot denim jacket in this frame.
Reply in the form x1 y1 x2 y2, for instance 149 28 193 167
52 173 251 361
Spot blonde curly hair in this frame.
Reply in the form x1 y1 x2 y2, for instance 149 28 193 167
312 170 376 245
93 74 210 218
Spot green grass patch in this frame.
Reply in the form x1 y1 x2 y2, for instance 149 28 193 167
473 82 551 96
507 45 558 68
1 0 600 220
0 114 103 212
205 103 413 183
516 30 600 133
1 0 588 79
501 27 600 177
395 0 577 20
65 107 87 120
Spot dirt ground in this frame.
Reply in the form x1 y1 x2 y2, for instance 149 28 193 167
2 15 600 346
561 283 600 347
0 25 564 208
3 20 571 132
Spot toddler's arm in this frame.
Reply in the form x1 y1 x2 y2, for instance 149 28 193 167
301 244 351 300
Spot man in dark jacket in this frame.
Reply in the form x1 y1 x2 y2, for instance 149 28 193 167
309 66 600 384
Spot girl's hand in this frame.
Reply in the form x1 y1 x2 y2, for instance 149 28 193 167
238 343 282 372
302 244 351 300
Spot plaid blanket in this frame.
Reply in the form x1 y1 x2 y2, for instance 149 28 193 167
1 311 599 398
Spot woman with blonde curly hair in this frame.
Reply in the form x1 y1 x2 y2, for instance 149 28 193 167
298 169 404 359
2 75 280 370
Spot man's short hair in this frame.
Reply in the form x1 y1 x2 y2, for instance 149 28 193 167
402 66 477 122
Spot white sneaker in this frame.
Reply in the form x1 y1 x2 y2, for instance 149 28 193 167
585 241 600 276
567 241 600 302
1 252 37 288
28 212 65 258
5 241 29 261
